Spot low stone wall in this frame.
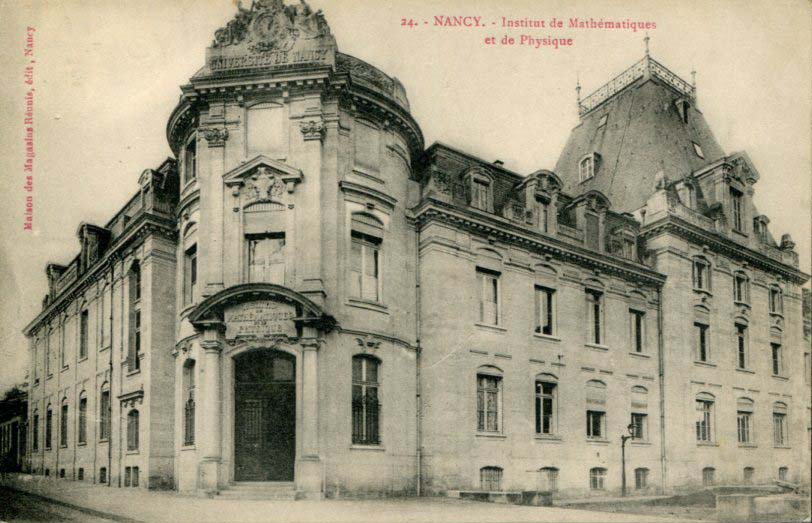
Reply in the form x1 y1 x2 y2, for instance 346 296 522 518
717 492 810 521
445 490 552 506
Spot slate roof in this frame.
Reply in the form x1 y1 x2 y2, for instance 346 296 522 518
554 63 726 213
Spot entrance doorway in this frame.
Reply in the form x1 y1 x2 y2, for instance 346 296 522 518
234 350 296 481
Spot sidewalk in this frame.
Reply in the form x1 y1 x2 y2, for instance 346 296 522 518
1 474 701 523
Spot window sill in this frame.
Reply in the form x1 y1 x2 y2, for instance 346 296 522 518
737 444 757 449
769 312 784 320
533 333 560 342
694 360 716 368
61 365 69 372
99 346 110 353
771 374 789 381
630 440 651 446
696 442 718 447
584 343 609 352
534 434 562 442
77 357 88 364
692 288 712 297
733 300 750 309
126 368 141 377
350 444 385 451
126 450 140 455
99 439 109 444
77 442 87 447
735 368 755 375
475 323 506 334
586 438 610 445
731 228 748 238
47 374 53 380
346 299 389 314
476 432 507 440
34 379 39 386
181 445 196 451
773 445 791 450
629 352 650 359
60 444 68 449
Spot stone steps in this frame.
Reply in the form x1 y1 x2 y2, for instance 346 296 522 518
217 482 297 500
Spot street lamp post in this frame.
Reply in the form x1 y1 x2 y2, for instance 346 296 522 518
621 423 635 497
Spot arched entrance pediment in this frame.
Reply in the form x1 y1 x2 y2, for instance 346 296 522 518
188 283 337 341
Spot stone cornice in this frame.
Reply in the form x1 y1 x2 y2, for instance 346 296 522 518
412 198 665 287
641 215 809 285
23 213 177 337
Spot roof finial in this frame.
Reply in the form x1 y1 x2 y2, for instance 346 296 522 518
644 32 650 57
576 72 582 104
691 68 696 88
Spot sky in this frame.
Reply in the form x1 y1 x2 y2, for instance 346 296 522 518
0 0 810 393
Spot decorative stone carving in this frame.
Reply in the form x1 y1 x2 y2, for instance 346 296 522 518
201 127 229 147
299 119 325 141
246 166 286 202
356 335 381 350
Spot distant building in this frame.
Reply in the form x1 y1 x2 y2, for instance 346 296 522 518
0 386 28 473
23 0 810 499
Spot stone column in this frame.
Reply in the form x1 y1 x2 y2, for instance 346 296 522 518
199 337 222 492
297 329 322 498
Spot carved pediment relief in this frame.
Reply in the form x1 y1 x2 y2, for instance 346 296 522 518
224 155 303 206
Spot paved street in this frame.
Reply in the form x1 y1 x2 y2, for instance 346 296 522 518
0 487 118 523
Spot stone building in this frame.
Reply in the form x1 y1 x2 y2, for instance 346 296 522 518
23 0 810 500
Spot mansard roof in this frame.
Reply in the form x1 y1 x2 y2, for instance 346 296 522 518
555 57 725 212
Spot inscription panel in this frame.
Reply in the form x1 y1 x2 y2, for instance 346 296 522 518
225 300 297 340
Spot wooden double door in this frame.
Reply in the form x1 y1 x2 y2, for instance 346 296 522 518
234 350 296 482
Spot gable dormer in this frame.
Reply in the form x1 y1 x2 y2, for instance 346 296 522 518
519 170 562 234
77 223 111 274
461 167 494 213
45 263 67 300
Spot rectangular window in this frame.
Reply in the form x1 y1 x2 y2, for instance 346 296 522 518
771 343 782 376
695 322 709 362
45 409 52 450
99 390 110 441
586 410 605 439
124 467 131 487
586 290 603 345
703 468 715 487
350 234 380 302
734 274 748 303
630 309 645 353
535 287 555 336
79 310 88 360
696 400 713 442
477 269 499 326
737 411 751 444
480 467 502 491
472 179 490 211
631 413 647 440
32 414 39 452
352 356 380 445
477 374 500 433
60 324 67 368
693 258 710 290
540 203 549 233
635 468 648 489
736 324 748 369
133 310 141 371
248 234 286 286
769 288 783 314
535 381 556 435
184 245 197 305
730 187 743 232
773 413 786 446
590 468 606 490
132 467 139 487
183 138 196 183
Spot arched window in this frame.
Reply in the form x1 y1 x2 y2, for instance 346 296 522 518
352 355 380 445
535 374 557 435
32 409 39 452
630 386 649 441
735 321 749 370
59 397 69 448
99 382 111 441
634 468 649 489
350 213 383 302
696 393 715 443
692 256 711 291
45 404 53 450
589 467 606 490
538 467 558 492
586 380 607 439
99 466 107 484
183 134 196 184
772 402 787 446
78 392 87 445
736 398 754 445
79 308 89 360
743 466 754 484
127 410 139 451
480 466 503 491
183 244 198 305
733 272 749 304
778 467 788 481
702 467 715 487
477 366 503 433
183 360 196 446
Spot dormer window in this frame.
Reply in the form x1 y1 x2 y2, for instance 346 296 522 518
579 154 598 183
469 173 493 212
730 187 744 232
692 142 704 159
